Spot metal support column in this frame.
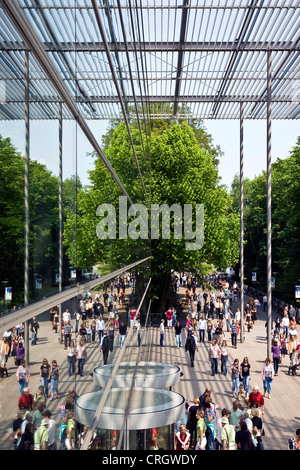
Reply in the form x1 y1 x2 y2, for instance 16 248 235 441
266 49 272 358
24 50 30 364
240 102 244 343
59 102 63 295
59 103 63 344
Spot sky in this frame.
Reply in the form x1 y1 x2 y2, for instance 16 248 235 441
204 119 300 189
1 117 299 192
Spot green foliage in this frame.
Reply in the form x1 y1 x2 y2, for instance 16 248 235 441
63 119 240 310
0 135 76 305
230 136 300 303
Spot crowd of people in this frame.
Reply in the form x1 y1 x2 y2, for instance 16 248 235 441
177 384 267 450
2 277 143 451
172 274 300 450
179 381 300 451
1 273 299 451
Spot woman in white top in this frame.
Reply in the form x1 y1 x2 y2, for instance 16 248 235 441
96 317 105 341
67 341 76 376
220 340 228 376
261 358 275 398
85 323 92 343
281 314 290 338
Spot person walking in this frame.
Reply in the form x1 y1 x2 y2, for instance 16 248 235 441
261 357 275 399
33 385 47 410
118 321 127 349
198 316 207 343
231 358 240 398
203 396 219 450
237 384 249 411
229 400 242 430
235 420 253 450
248 385 265 416
30 317 39 345
91 320 96 342
175 424 190 450
230 319 238 349
65 411 76 450
271 339 280 375
185 330 198 368
34 418 49 450
240 357 251 396
0 337 9 377
39 358 51 397
49 360 59 401
208 339 220 376
43 409 56 450
96 315 105 342
18 387 33 411
76 340 87 376
85 322 92 344
220 340 229 376
160 319 165 346
220 416 236 450
281 313 289 338
186 397 200 448
206 319 213 342
195 409 206 450
100 330 110 365
174 321 182 348
15 341 25 367
136 319 141 347
63 320 73 349
67 340 76 376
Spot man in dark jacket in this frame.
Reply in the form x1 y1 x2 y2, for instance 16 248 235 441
185 331 198 367
100 331 110 365
119 322 127 349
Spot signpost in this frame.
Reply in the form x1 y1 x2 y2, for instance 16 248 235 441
5 287 12 301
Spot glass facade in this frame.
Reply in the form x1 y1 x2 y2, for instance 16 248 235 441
0 0 299 452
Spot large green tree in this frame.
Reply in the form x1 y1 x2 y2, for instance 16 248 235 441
64 120 240 311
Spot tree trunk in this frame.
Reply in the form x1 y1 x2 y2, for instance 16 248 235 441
151 270 171 315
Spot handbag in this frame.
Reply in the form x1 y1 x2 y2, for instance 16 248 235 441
195 436 207 450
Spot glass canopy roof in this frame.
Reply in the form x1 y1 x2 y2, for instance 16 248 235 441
0 0 299 121
75 387 186 430
93 362 181 388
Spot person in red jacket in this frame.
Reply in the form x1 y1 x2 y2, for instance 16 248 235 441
248 385 264 416
18 387 33 411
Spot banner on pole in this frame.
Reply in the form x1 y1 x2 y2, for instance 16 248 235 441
5 287 12 301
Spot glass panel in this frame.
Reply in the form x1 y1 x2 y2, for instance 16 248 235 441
29 115 59 301
0 116 25 311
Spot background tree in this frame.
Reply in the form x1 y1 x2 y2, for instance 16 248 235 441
0 135 75 308
230 136 300 304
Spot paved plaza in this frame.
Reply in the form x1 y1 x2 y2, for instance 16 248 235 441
0 286 299 451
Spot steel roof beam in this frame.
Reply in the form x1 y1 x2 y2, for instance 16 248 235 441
0 0 136 206
173 0 190 116
211 0 263 118
1 40 297 53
